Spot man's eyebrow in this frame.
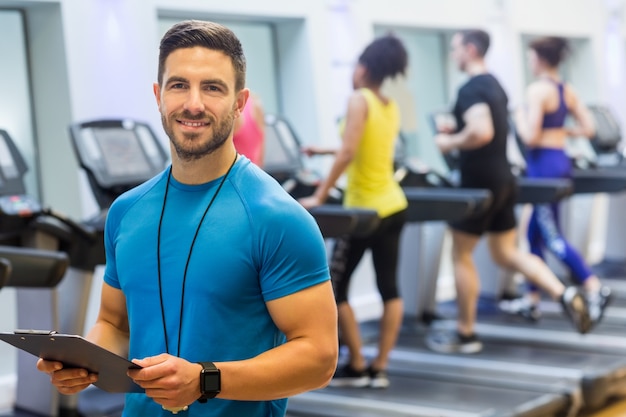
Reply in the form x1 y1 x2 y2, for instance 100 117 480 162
163 76 230 92
164 76 189 85
201 78 229 91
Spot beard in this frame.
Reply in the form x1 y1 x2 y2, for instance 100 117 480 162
162 109 235 161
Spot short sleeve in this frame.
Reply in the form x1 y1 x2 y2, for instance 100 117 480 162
257 203 330 302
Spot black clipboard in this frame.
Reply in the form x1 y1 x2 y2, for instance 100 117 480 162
0 330 143 393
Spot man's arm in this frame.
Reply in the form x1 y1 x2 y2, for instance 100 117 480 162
216 281 338 399
435 103 494 153
85 282 130 356
36 282 130 395
128 281 338 408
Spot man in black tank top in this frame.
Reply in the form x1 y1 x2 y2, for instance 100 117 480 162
427 29 592 355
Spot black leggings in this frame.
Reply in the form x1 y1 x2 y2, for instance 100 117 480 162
330 209 407 304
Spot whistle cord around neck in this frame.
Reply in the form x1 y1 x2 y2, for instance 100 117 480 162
156 153 237 356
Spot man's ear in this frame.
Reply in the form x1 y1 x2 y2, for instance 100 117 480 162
153 83 162 108
234 88 250 117
466 42 479 59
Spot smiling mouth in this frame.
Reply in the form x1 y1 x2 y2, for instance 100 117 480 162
178 120 210 128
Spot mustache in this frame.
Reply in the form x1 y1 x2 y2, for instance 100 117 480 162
176 111 213 122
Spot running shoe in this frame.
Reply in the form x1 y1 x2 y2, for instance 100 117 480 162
561 286 592 334
368 366 390 389
498 296 542 322
586 285 612 324
420 310 444 326
328 364 370 388
425 330 483 354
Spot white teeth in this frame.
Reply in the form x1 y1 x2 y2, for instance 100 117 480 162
181 121 206 127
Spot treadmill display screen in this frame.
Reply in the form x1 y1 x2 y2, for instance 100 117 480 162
264 124 293 167
92 127 152 178
263 120 303 175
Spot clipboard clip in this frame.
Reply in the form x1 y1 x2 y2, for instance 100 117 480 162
14 329 58 335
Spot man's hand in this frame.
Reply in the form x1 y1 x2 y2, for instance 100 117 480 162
128 354 203 409
434 133 456 154
298 195 323 210
37 358 97 395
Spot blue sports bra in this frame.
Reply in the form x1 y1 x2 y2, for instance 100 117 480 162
541 81 568 129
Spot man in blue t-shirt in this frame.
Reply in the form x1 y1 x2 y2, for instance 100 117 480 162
37 20 338 417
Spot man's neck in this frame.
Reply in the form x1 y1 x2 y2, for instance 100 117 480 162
465 59 488 77
170 145 238 185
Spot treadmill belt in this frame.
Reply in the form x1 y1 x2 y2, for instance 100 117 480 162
393 316 626 410
287 373 567 417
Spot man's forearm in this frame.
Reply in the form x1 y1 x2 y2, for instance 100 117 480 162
450 127 489 150
86 321 130 358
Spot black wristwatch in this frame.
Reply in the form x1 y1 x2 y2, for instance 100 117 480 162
198 361 221 403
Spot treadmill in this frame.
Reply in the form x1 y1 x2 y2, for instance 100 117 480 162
399 111 626 412
63 119 170 417
308 113 626 415
263 114 379 238
288 233 580 416
480 106 626 335
283 134 581 416
0 129 105 417
490 110 626 316
584 105 626 291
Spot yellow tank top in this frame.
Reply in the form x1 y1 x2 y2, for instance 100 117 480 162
344 88 408 218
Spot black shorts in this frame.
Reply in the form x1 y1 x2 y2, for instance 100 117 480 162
449 177 518 236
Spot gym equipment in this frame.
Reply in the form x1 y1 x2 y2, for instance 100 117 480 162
263 113 379 238
286 130 582 417
0 128 101 417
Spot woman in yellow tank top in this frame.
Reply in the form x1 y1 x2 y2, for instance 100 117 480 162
299 34 408 389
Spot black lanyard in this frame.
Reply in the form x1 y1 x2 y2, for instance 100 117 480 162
156 153 237 356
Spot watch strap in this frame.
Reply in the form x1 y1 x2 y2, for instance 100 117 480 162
198 361 220 403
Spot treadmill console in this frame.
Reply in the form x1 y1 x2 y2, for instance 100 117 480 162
69 119 169 209
0 195 41 218
263 114 304 183
263 114 328 199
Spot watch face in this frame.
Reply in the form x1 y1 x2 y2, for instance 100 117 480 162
203 374 220 392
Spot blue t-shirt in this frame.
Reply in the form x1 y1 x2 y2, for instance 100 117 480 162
103 156 330 417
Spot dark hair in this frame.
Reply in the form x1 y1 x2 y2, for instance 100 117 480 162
358 34 408 85
529 36 569 67
158 20 246 91
458 29 490 57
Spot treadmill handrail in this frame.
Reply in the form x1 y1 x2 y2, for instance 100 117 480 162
0 246 68 288
516 177 573 204
571 168 626 194
308 205 379 238
402 187 492 223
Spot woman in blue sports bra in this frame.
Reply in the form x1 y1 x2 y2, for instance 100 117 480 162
511 36 611 324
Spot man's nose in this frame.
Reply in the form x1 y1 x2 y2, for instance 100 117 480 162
184 88 205 113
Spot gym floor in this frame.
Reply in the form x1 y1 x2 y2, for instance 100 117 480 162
584 399 626 417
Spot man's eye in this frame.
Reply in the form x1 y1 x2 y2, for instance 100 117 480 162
171 83 186 89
